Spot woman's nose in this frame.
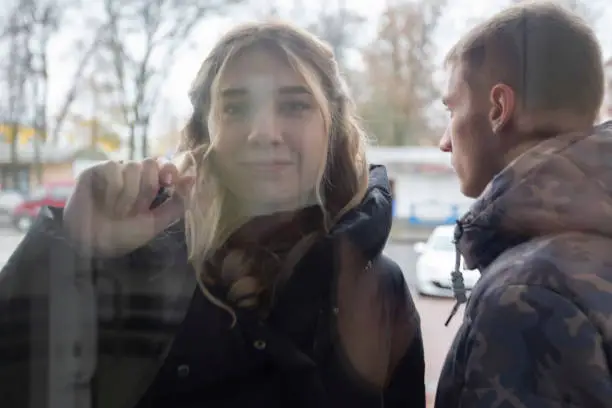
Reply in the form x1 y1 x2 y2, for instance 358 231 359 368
248 106 283 145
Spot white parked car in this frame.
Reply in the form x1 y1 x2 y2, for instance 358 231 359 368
0 189 24 215
414 225 480 297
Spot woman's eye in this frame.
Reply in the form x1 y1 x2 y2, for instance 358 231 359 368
223 103 250 118
279 101 312 115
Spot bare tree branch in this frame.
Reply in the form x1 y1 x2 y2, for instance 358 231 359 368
0 1 36 188
0 0 102 152
100 0 244 159
50 22 108 144
306 1 365 69
360 0 446 146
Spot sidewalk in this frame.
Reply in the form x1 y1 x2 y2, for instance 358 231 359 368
389 222 437 243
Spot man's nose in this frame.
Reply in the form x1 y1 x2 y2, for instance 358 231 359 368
439 128 452 152
248 105 282 145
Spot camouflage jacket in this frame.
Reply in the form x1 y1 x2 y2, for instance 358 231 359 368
435 121 612 408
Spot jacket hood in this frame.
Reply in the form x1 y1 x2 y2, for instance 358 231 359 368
458 120 612 271
330 164 393 260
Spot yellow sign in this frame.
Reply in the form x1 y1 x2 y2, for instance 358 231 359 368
0 123 38 144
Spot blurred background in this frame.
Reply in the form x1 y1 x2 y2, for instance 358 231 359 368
0 0 610 404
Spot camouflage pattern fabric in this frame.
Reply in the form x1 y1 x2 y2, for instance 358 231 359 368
435 121 612 408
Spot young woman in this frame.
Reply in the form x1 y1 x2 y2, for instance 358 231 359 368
0 21 425 407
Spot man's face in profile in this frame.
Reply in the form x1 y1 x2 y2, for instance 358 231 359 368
439 62 502 198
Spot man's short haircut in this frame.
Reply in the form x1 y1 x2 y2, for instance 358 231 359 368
445 1 604 132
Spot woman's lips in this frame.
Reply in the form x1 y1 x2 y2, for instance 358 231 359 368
241 162 295 174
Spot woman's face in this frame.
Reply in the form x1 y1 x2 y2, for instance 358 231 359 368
210 47 327 216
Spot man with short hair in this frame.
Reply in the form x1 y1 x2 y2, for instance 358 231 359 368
435 2 612 407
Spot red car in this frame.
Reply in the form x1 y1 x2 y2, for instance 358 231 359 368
12 181 75 231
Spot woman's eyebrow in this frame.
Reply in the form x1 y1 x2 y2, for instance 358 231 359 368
220 85 311 98
221 87 248 98
277 86 311 95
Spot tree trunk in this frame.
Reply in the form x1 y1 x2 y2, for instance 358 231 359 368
10 122 20 190
128 125 136 160
141 118 150 159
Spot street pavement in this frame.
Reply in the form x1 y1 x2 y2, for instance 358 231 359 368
0 228 460 405
384 243 462 402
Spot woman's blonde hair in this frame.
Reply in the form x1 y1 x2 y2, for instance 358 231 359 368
177 21 370 324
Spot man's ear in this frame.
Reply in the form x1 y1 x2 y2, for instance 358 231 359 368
489 83 515 133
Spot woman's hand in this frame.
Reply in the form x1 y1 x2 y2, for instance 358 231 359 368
63 158 194 257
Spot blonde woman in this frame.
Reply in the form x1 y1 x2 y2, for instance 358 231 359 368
0 22 425 407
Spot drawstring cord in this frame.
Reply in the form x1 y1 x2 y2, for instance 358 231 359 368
445 221 467 326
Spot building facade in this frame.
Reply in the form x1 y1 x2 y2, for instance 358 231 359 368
0 141 109 192
368 146 473 226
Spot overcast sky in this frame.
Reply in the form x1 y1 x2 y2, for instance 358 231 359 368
162 0 612 120
41 0 612 148
161 0 510 118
